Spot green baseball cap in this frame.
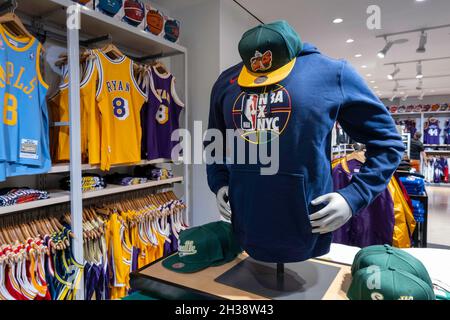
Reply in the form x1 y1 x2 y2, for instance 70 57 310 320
202 221 242 265
162 222 242 273
238 20 303 87
348 267 436 300
351 245 433 288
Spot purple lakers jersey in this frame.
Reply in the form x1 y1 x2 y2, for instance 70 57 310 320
424 121 441 145
142 67 184 160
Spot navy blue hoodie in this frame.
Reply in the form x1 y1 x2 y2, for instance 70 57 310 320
206 43 405 263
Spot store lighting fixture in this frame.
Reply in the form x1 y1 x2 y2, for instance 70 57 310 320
333 18 344 24
416 79 423 90
378 38 408 59
417 31 428 53
366 74 372 77
402 94 409 101
361 65 368 69
389 94 398 102
355 54 362 58
387 64 400 80
370 80 376 84
393 80 400 92
346 38 354 43
418 91 425 100
374 86 379 89
416 61 424 79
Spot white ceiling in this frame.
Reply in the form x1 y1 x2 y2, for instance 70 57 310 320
238 0 450 99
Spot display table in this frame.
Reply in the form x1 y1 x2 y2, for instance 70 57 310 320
130 253 352 300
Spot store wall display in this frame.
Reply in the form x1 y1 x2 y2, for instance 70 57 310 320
49 47 184 170
0 18 52 183
206 21 404 263
423 157 450 184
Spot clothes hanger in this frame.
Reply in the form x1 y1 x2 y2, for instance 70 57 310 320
346 150 366 164
0 2 34 39
101 43 124 60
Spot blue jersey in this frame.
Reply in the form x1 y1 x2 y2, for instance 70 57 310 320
0 26 50 177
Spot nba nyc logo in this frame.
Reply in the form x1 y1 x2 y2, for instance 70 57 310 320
366 5 381 30
67 4 81 30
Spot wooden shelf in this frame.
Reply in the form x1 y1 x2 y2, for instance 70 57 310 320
17 0 186 56
0 176 183 215
48 158 177 174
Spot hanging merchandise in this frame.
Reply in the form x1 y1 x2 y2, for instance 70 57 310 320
0 213 83 300
87 190 187 300
0 15 51 182
141 65 184 160
164 18 181 43
424 118 441 145
422 157 449 184
444 120 450 144
48 50 100 164
332 153 416 248
122 0 146 27
94 45 147 170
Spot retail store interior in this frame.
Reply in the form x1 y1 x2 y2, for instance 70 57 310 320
0 0 449 301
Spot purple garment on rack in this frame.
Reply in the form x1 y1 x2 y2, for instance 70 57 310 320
168 218 179 252
163 240 172 256
332 159 395 247
131 247 139 272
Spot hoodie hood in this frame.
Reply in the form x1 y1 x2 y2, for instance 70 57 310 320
299 42 320 56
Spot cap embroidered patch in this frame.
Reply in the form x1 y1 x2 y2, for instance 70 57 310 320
251 50 272 72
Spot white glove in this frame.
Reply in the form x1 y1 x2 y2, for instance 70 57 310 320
216 186 232 221
309 193 352 234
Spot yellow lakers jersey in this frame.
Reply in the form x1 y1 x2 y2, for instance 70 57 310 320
95 51 147 171
48 55 100 164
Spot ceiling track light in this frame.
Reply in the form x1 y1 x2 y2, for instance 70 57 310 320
378 37 408 59
401 94 409 102
417 30 428 53
416 79 423 90
393 80 400 92
389 94 398 102
416 61 424 79
418 90 425 101
387 64 400 80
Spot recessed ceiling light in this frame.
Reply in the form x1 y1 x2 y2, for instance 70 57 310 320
370 80 376 83
355 54 362 58
366 73 372 77
361 65 368 68
346 38 354 43
416 0 426 2
374 86 379 89
333 18 344 24
431 89 435 92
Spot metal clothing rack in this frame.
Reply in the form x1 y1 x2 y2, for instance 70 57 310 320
0 0 190 300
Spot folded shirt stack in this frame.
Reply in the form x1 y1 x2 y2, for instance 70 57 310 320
0 188 49 207
399 176 425 195
105 173 148 186
60 174 107 192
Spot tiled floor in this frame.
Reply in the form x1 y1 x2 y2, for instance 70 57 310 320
427 186 450 247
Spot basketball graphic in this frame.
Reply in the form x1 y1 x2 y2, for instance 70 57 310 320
164 19 180 43
146 9 164 35
232 84 292 144
123 0 145 26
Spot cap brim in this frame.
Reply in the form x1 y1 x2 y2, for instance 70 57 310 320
238 58 296 88
162 254 211 273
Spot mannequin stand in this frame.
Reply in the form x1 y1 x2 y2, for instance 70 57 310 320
215 257 341 299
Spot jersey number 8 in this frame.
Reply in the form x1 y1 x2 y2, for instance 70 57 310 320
113 97 130 120
3 93 18 126
156 104 169 124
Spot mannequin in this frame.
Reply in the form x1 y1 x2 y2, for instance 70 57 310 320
216 187 352 235
206 20 404 264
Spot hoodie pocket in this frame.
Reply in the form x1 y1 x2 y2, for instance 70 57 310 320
229 169 312 249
